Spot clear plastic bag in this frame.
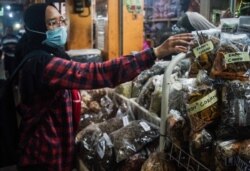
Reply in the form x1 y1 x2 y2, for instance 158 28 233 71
221 80 250 127
210 36 250 81
236 139 250 171
137 73 188 116
136 76 156 111
131 61 169 97
110 120 159 162
170 78 197 115
137 74 164 116
149 75 163 115
116 149 148 171
189 129 214 168
189 31 221 77
115 81 133 98
78 112 103 131
219 18 239 33
192 28 221 38
214 140 240 171
184 84 220 132
220 33 249 45
76 114 133 170
79 90 118 130
76 124 107 170
141 152 177 171
166 109 186 148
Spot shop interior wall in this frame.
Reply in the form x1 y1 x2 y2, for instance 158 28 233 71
121 2 144 56
104 0 144 59
103 0 119 60
66 0 93 50
65 0 144 60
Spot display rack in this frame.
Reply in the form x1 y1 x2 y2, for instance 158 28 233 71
160 52 186 151
165 137 211 171
159 53 211 171
144 18 178 27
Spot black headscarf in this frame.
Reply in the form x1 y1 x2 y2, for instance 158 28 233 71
24 3 48 44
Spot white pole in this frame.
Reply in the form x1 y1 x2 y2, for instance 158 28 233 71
159 53 187 151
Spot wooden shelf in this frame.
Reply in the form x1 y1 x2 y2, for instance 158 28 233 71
144 18 178 23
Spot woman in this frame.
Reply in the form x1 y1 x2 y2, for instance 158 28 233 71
16 3 193 171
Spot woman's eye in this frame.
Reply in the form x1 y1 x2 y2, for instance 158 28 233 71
47 17 67 27
61 19 67 25
48 20 57 26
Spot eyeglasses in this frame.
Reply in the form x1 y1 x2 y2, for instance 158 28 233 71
46 16 67 28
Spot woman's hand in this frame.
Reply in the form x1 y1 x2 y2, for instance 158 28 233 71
153 33 194 59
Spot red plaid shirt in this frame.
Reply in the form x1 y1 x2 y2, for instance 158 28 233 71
18 49 156 171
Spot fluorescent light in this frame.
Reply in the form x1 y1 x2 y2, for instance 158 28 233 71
6 5 11 10
14 23 21 29
8 12 13 18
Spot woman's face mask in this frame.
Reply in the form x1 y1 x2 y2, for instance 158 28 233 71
43 26 67 47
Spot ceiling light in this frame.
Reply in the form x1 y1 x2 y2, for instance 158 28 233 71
6 5 11 10
8 12 13 18
14 23 21 29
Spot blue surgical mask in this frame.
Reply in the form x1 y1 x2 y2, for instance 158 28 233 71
43 26 67 47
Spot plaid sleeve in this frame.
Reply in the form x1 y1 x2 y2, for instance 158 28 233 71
43 48 156 89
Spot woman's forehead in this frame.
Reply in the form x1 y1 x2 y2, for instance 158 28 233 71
45 5 61 20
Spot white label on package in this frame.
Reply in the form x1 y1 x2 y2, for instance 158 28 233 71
187 90 218 115
103 133 113 147
140 121 151 131
244 69 250 77
96 133 113 159
97 137 106 159
224 52 250 64
122 116 129 126
193 41 214 58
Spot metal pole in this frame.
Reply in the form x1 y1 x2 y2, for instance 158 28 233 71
230 0 236 16
159 53 187 151
118 0 123 56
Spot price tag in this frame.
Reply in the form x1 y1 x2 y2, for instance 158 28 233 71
122 116 129 126
97 137 106 159
187 90 218 115
224 52 250 64
103 133 113 147
96 133 113 159
193 41 214 58
140 121 151 131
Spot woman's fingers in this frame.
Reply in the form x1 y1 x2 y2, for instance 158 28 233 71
170 35 194 42
175 46 189 53
172 40 192 47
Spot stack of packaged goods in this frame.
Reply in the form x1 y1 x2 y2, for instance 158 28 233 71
75 89 166 171
114 29 250 170
76 29 250 170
